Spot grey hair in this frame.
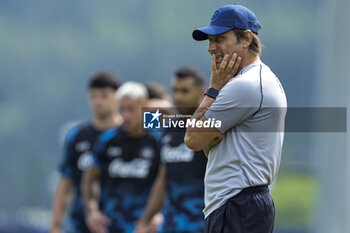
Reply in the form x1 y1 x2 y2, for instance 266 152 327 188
116 81 148 101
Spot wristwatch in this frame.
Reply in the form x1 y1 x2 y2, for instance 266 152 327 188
204 87 219 98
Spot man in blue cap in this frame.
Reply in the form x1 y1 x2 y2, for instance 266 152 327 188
185 4 287 233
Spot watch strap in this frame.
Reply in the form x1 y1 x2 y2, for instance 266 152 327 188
205 87 219 98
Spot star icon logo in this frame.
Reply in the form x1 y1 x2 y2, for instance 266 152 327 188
150 109 162 122
143 109 162 129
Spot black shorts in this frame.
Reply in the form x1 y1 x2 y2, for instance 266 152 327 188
204 185 275 233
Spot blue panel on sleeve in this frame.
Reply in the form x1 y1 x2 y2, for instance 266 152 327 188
66 125 80 143
92 128 119 168
101 128 118 142
59 168 73 178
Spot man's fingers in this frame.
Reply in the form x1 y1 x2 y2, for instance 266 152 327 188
97 215 109 233
90 221 104 233
100 213 111 225
210 136 223 146
211 54 216 71
133 225 146 233
95 220 107 233
218 54 229 72
89 222 101 233
229 56 241 77
226 53 238 73
217 133 224 140
88 214 109 233
87 219 96 233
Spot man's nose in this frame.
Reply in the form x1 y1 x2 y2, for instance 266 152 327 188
122 112 130 120
173 92 181 100
208 41 216 53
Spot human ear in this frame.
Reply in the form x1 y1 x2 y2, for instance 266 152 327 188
243 30 253 48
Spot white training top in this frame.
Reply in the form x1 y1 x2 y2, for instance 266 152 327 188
203 58 287 218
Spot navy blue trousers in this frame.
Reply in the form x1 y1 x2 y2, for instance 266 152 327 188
204 186 275 233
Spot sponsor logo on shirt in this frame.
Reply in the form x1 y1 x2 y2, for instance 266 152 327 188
75 141 90 152
78 151 93 171
108 158 151 178
162 134 172 144
140 146 155 159
161 143 194 163
107 146 122 157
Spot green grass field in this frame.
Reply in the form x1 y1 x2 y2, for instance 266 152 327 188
271 171 318 227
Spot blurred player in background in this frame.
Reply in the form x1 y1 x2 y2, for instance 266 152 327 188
82 82 161 233
50 72 121 233
135 66 207 233
145 81 175 143
145 82 172 102
145 81 174 114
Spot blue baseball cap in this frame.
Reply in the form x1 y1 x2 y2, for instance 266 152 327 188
192 4 260 41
